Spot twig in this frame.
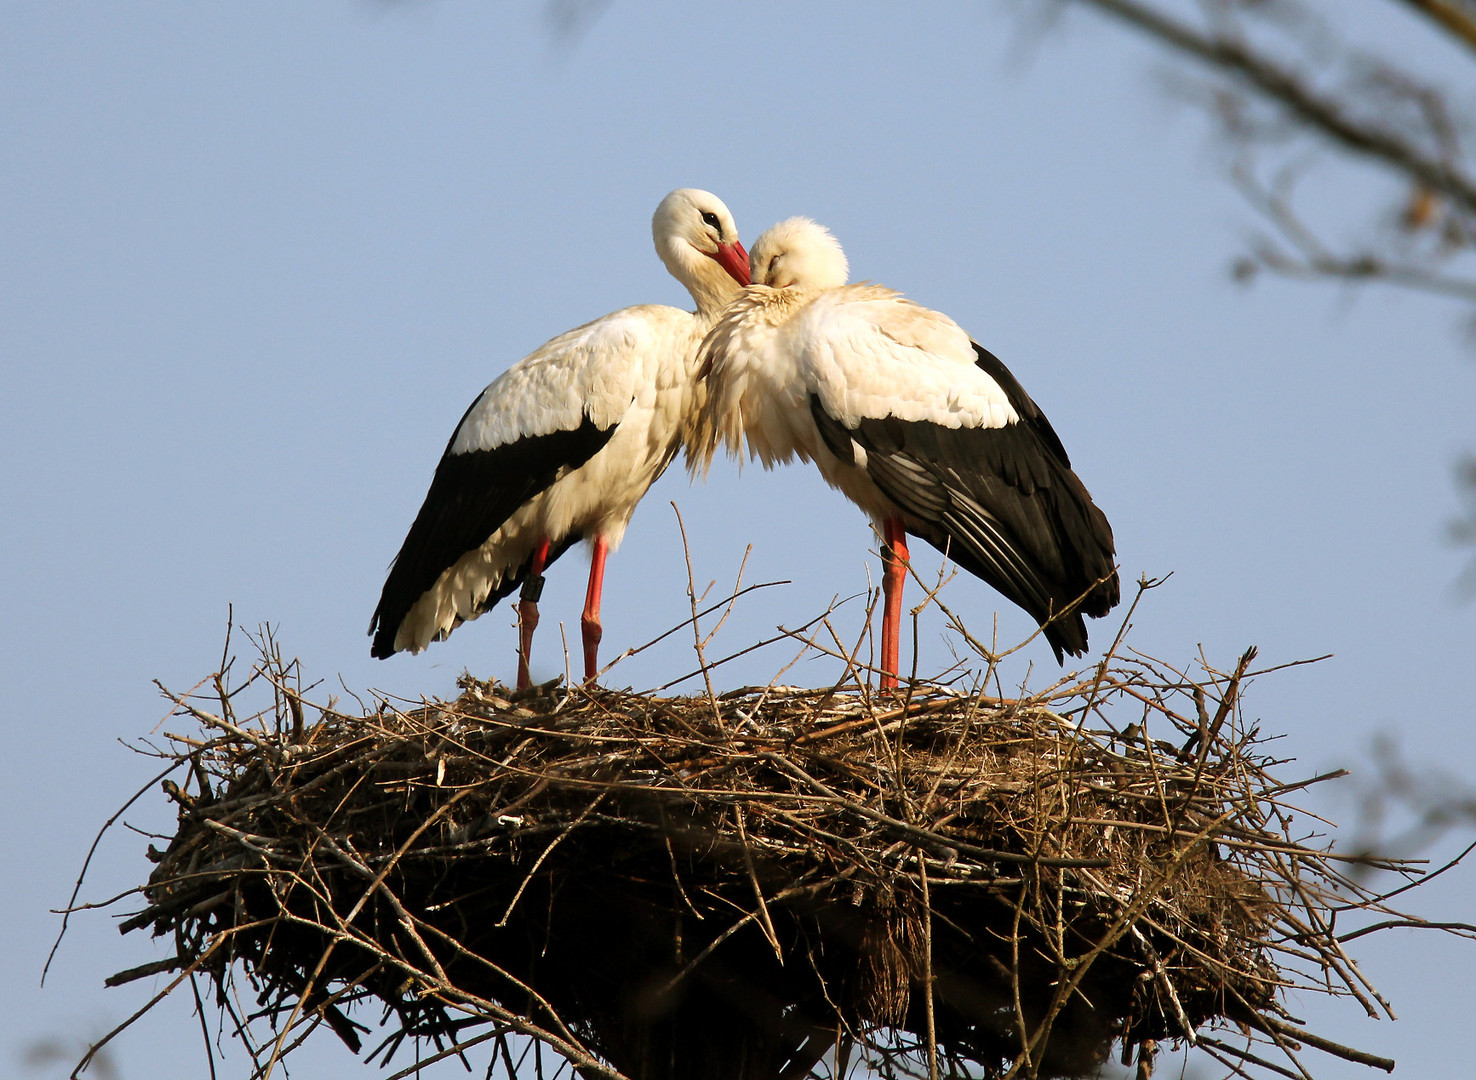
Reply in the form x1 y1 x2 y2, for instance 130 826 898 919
1073 0 1476 212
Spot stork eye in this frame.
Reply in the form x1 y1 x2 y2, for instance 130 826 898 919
700 211 721 230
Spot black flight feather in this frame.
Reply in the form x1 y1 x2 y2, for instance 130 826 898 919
807 343 1117 663
370 413 614 658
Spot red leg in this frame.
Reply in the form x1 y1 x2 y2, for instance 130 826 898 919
515 538 550 691
581 536 608 684
880 518 909 690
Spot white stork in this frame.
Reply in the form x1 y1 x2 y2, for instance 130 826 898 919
370 189 750 689
690 217 1118 685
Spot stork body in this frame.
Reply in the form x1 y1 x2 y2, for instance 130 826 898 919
371 189 749 687
691 217 1117 683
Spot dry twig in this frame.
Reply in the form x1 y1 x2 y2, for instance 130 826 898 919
72 612 1471 1080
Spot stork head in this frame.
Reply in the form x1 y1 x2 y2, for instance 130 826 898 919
652 189 750 313
750 217 849 291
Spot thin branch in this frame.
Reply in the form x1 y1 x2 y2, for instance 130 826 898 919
1073 0 1476 212
1398 0 1476 56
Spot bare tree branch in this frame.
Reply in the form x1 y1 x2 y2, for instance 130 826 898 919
1069 0 1476 213
1030 0 1476 578
1398 0 1476 56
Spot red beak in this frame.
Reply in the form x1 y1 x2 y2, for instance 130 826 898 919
709 239 751 287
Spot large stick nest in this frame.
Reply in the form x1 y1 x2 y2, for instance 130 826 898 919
102 628 1417 1080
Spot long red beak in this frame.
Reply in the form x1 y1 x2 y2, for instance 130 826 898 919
709 240 751 287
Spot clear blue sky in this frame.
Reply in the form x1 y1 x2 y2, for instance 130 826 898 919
3 2 1473 1077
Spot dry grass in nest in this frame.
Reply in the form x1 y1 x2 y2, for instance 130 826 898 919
70 588 1462 1080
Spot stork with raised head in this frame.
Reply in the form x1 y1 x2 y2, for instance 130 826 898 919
370 189 750 689
690 216 1117 686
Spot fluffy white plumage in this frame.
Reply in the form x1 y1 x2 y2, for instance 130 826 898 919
694 218 1014 516
371 189 750 679
691 215 1117 670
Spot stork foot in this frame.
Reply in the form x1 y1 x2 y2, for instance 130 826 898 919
581 615 603 684
516 572 546 691
581 535 609 685
880 519 910 690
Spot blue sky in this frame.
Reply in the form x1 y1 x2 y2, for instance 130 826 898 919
3 3 1473 1077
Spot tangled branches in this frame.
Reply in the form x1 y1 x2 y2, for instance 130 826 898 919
70 600 1475 1080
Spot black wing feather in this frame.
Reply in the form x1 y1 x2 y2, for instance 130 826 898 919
369 416 614 658
970 342 1071 467
809 347 1118 664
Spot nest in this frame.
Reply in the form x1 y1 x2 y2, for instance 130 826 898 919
94 627 1420 1080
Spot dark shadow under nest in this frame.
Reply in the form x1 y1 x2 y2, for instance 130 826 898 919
83 617 1459 1080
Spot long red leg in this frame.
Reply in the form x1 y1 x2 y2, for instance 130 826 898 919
880 518 909 690
581 536 608 684
515 538 551 691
